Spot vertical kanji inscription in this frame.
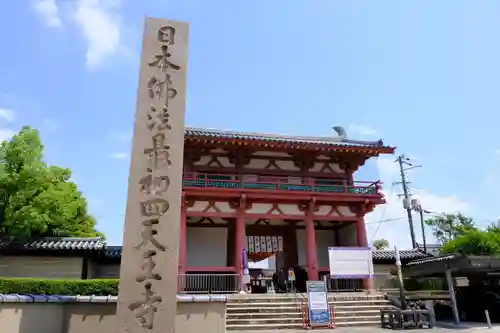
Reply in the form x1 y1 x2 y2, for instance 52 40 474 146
116 18 189 333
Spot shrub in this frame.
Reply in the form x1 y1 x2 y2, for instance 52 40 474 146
0 278 119 295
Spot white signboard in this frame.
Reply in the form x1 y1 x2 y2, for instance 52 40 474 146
328 247 373 278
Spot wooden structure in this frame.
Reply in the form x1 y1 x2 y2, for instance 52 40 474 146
180 127 395 289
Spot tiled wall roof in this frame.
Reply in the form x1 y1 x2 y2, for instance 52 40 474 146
0 237 431 262
102 246 430 261
0 237 105 251
372 249 430 261
0 294 227 303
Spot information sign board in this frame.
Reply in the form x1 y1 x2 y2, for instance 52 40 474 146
306 280 331 326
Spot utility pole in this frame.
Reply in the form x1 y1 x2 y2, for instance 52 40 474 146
411 200 428 254
396 155 421 249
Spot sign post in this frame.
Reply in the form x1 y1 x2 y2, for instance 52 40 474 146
306 280 331 328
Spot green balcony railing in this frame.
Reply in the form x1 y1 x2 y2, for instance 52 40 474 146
182 179 378 195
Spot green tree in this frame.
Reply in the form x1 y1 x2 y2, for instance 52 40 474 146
0 126 102 240
372 238 389 250
424 213 476 244
441 228 500 255
487 220 500 234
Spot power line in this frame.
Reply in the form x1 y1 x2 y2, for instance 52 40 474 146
369 182 396 242
366 216 405 225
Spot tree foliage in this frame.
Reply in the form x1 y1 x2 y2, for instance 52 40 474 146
372 238 389 250
424 213 475 244
441 228 500 255
425 213 500 256
0 127 102 240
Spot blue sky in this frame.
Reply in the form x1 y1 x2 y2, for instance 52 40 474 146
1 0 499 248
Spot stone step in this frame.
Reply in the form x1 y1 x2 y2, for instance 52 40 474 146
335 320 380 327
226 315 303 322
227 306 301 313
226 320 381 330
227 312 379 321
335 304 392 310
334 309 382 317
227 312 300 319
227 299 389 307
227 308 382 320
225 293 388 330
227 305 390 315
335 314 379 321
228 295 386 302
227 322 303 330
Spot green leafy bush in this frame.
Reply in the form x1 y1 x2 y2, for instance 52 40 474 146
0 278 119 295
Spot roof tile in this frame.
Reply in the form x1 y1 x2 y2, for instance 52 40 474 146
102 246 429 261
372 249 430 261
184 127 394 150
0 237 105 251
0 294 227 303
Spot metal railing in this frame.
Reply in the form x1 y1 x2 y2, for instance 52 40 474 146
176 272 451 297
177 273 239 294
183 172 381 195
325 273 451 295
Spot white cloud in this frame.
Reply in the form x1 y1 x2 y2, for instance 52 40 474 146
111 152 128 159
0 108 15 123
348 124 380 137
73 0 122 69
365 156 471 249
33 0 62 28
0 129 15 141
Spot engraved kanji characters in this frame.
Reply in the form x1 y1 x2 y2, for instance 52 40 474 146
136 250 162 282
140 199 170 217
148 75 178 104
149 45 180 72
147 105 171 131
134 219 167 251
140 174 170 196
128 282 162 329
158 25 175 44
144 133 171 172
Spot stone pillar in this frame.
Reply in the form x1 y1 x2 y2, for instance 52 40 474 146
305 201 319 281
356 218 373 290
115 18 189 333
234 197 246 287
177 199 187 292
178 196 187 273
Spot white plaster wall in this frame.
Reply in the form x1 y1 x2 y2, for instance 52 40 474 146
337 223 358 246
296 229 306 266
0 256 83 279
186 227 228 267
316 230 335 267
295 229 335 267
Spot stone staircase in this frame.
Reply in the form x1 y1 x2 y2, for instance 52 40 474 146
226 292 392 330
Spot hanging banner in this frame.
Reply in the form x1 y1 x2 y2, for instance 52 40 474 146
242 248 250 284
306 280 331 327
